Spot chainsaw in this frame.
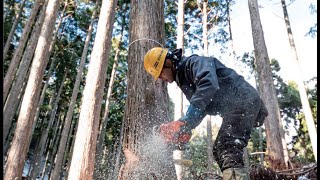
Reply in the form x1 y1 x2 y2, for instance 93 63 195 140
153 121 193 167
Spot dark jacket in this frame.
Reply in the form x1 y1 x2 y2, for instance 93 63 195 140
173 54 267 129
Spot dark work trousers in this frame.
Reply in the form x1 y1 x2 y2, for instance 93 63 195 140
212 97 263 172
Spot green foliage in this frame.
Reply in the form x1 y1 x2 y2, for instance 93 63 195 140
247 128 266 165
184 0 231 53
290 79 317 164
164 0 177 48
305 3 317 38
184 125 221 178
240 54 317 165
186 136 208 177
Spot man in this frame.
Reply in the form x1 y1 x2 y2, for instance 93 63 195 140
143 47 268 180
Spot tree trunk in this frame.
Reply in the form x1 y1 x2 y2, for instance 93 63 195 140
67 0 117 179
65 118 78 175
119 0 175 179
206 116 214 172
48 112 65 179
113 118 125 179
281 0 317 161
201 0 214 174
32 0 68 131
95 4 126 176
3 0 27 60
3 0 43 101
3 71 28 154
258 127 264 166
40 112 63 180
30 71 67 179
60 117 76 177
51 3 99 179
3 1 47 145
32 54 57 131
173 0 185 179
226 0 238 71
202 0 208 56
248 0 286 170
4 0 62 177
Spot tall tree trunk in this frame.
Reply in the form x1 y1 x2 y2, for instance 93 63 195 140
3 1 47 145
226 0 237 71
113 117 125 179
281 0 317 161
40 111 64 179
248 0 287 170
30 71 67 179
120 0 175 179
3 0 27 59
206 116 214 172
60 117 76 177
67 0 117 179
32 54 57 130
95 4 126 177
33 0 68 130
201 0 214 173
48 112 65 179
258 127 264 166
202 0 208 56
65 118 78 175
94 40 121 178
3 0 43 101
173 0 185 179
3 70 29 154
4 0 62 178
51 3 98 179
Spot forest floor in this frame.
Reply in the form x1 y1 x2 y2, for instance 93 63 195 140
249 162 317 180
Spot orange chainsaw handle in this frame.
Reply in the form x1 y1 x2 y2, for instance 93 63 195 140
159 121 191 144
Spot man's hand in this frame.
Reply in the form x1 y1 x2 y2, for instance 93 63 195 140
159 121 191 144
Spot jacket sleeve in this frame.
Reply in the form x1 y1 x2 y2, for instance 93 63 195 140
187 56 220 111
179 104 206 130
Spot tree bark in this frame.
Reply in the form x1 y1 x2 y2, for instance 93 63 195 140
248 0 286 170
202 0 208 56
3 71 28 155
3 0 43 101
67 0 117 179
113 117 125 179
60 117 76 177
3 1 47 145
119 0 175 179
30 71 67 179
200 0 214 173
226 0 238 71
95 4 126 176
4 0 62 177
3 0 27 60
258 127 264 166
173 0 185 179
47 112 66 179
281 0 317 161
32 0 68 131
51 3 99 179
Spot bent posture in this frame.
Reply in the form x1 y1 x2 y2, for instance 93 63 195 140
143 47 268 179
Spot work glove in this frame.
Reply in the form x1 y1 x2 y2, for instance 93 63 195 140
159 120 192 145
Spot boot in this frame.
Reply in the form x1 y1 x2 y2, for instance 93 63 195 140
222 168 250 180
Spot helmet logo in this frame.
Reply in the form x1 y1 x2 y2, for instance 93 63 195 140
153 49 164 68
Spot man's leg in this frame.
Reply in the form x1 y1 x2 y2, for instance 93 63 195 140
213 98 261 179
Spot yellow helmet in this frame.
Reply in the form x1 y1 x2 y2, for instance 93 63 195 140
143 47 169 80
